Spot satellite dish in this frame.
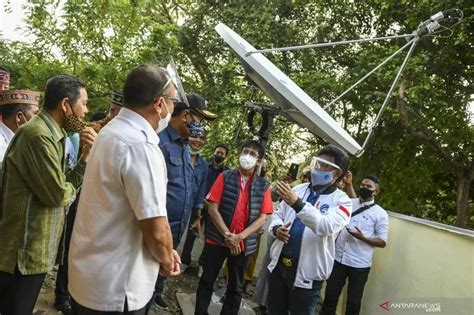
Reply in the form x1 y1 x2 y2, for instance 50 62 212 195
215 23 362 155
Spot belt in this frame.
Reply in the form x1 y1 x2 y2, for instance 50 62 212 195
279 255 296 268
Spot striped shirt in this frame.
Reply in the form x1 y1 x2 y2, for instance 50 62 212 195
0 110 86 275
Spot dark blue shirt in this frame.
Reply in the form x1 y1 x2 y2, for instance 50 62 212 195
159 126 194 244
206 163 228 195
191 155 208 211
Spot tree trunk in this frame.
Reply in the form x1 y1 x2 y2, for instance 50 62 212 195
455 167 472 228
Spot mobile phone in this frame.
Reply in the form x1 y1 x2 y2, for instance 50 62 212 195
288 163 299 182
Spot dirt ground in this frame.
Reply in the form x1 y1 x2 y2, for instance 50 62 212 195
34 264 263 315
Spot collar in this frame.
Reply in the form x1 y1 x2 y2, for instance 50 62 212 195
40 110 66 142
0 122 14 141
309 183 337 195
193 155 205 166
237 168 255 182
209 162 225 171
164 125 184 143
359 198 375 206
118 108 160 145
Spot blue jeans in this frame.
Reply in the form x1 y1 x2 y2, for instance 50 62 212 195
268 262 321 315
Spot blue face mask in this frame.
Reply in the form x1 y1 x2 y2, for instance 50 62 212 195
188 119 205 138
311 169 334 186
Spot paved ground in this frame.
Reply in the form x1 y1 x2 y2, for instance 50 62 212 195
34 264 263 315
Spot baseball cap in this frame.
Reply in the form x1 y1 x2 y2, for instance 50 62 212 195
186 94 217 121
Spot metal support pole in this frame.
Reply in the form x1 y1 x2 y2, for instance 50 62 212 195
324 37 416 109
356 37 419 157
245 33 415 56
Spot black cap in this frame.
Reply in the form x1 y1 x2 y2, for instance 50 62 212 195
186 94 217 120
111 90 124 106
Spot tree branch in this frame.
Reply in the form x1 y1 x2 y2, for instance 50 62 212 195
395 80 457 167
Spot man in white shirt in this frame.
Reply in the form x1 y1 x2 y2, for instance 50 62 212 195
268 144 352 315
68 65 181 314
0 89 40 161
321 175 389 315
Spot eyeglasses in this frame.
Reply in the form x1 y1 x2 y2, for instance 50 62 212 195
188 111 206 125
162 95 180 104
242 148 259 159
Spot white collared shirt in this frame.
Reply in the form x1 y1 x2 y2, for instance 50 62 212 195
335 198 389 268
0 121 14 161
69 108 168 312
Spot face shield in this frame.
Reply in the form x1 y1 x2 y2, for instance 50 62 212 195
310 157 341 172
166 58 189 107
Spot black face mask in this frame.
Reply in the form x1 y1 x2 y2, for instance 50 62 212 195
359 187 374 200
214 154 225 164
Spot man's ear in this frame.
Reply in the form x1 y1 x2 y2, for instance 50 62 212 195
181 109 189 122
15 111 24 124
153 96 163 114
373 186 380 196
60 97 70 114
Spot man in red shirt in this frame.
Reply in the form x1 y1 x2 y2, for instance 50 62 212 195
195 140 273 315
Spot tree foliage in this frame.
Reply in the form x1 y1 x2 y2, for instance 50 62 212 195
1 0 472 228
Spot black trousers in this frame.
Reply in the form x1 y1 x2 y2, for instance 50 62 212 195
320 260 371 315
0 266 47 315
55 197 79 304
181 212 206 266
267 262 322 315
195 243 249 315
72 298 146 315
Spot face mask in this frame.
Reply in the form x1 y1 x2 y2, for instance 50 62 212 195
311 169 334 186
189 147 203 156
187 113 205 138
359 187 374 200
239 154 257 170
214 154 225 164
156 99 171 133
64 114 87 133
63 102 87 133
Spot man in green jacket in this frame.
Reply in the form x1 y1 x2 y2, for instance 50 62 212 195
0 75 96 315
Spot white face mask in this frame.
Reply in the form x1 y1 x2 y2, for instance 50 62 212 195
239 154 257 170
156 99 171 133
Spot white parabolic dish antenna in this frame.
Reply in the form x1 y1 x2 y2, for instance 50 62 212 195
215 23 362 155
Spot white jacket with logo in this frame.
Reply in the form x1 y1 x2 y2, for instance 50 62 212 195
268 183 352 289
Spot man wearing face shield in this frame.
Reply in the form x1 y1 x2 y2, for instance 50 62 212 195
152 94 217 310
268 144 352 315
0 75 96 315
321 175 388 315
69 65 180 314
0 89 40 161
195 140 273 315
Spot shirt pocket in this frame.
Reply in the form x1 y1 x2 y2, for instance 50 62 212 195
167 156 183 184
356 214 376 237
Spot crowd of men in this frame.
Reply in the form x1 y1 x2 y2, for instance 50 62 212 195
0 64 389 315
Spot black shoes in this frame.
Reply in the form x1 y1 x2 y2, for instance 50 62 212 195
54 299 73 315
154 295 169 310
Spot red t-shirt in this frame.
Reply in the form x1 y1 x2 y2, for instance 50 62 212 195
205 171 273 250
